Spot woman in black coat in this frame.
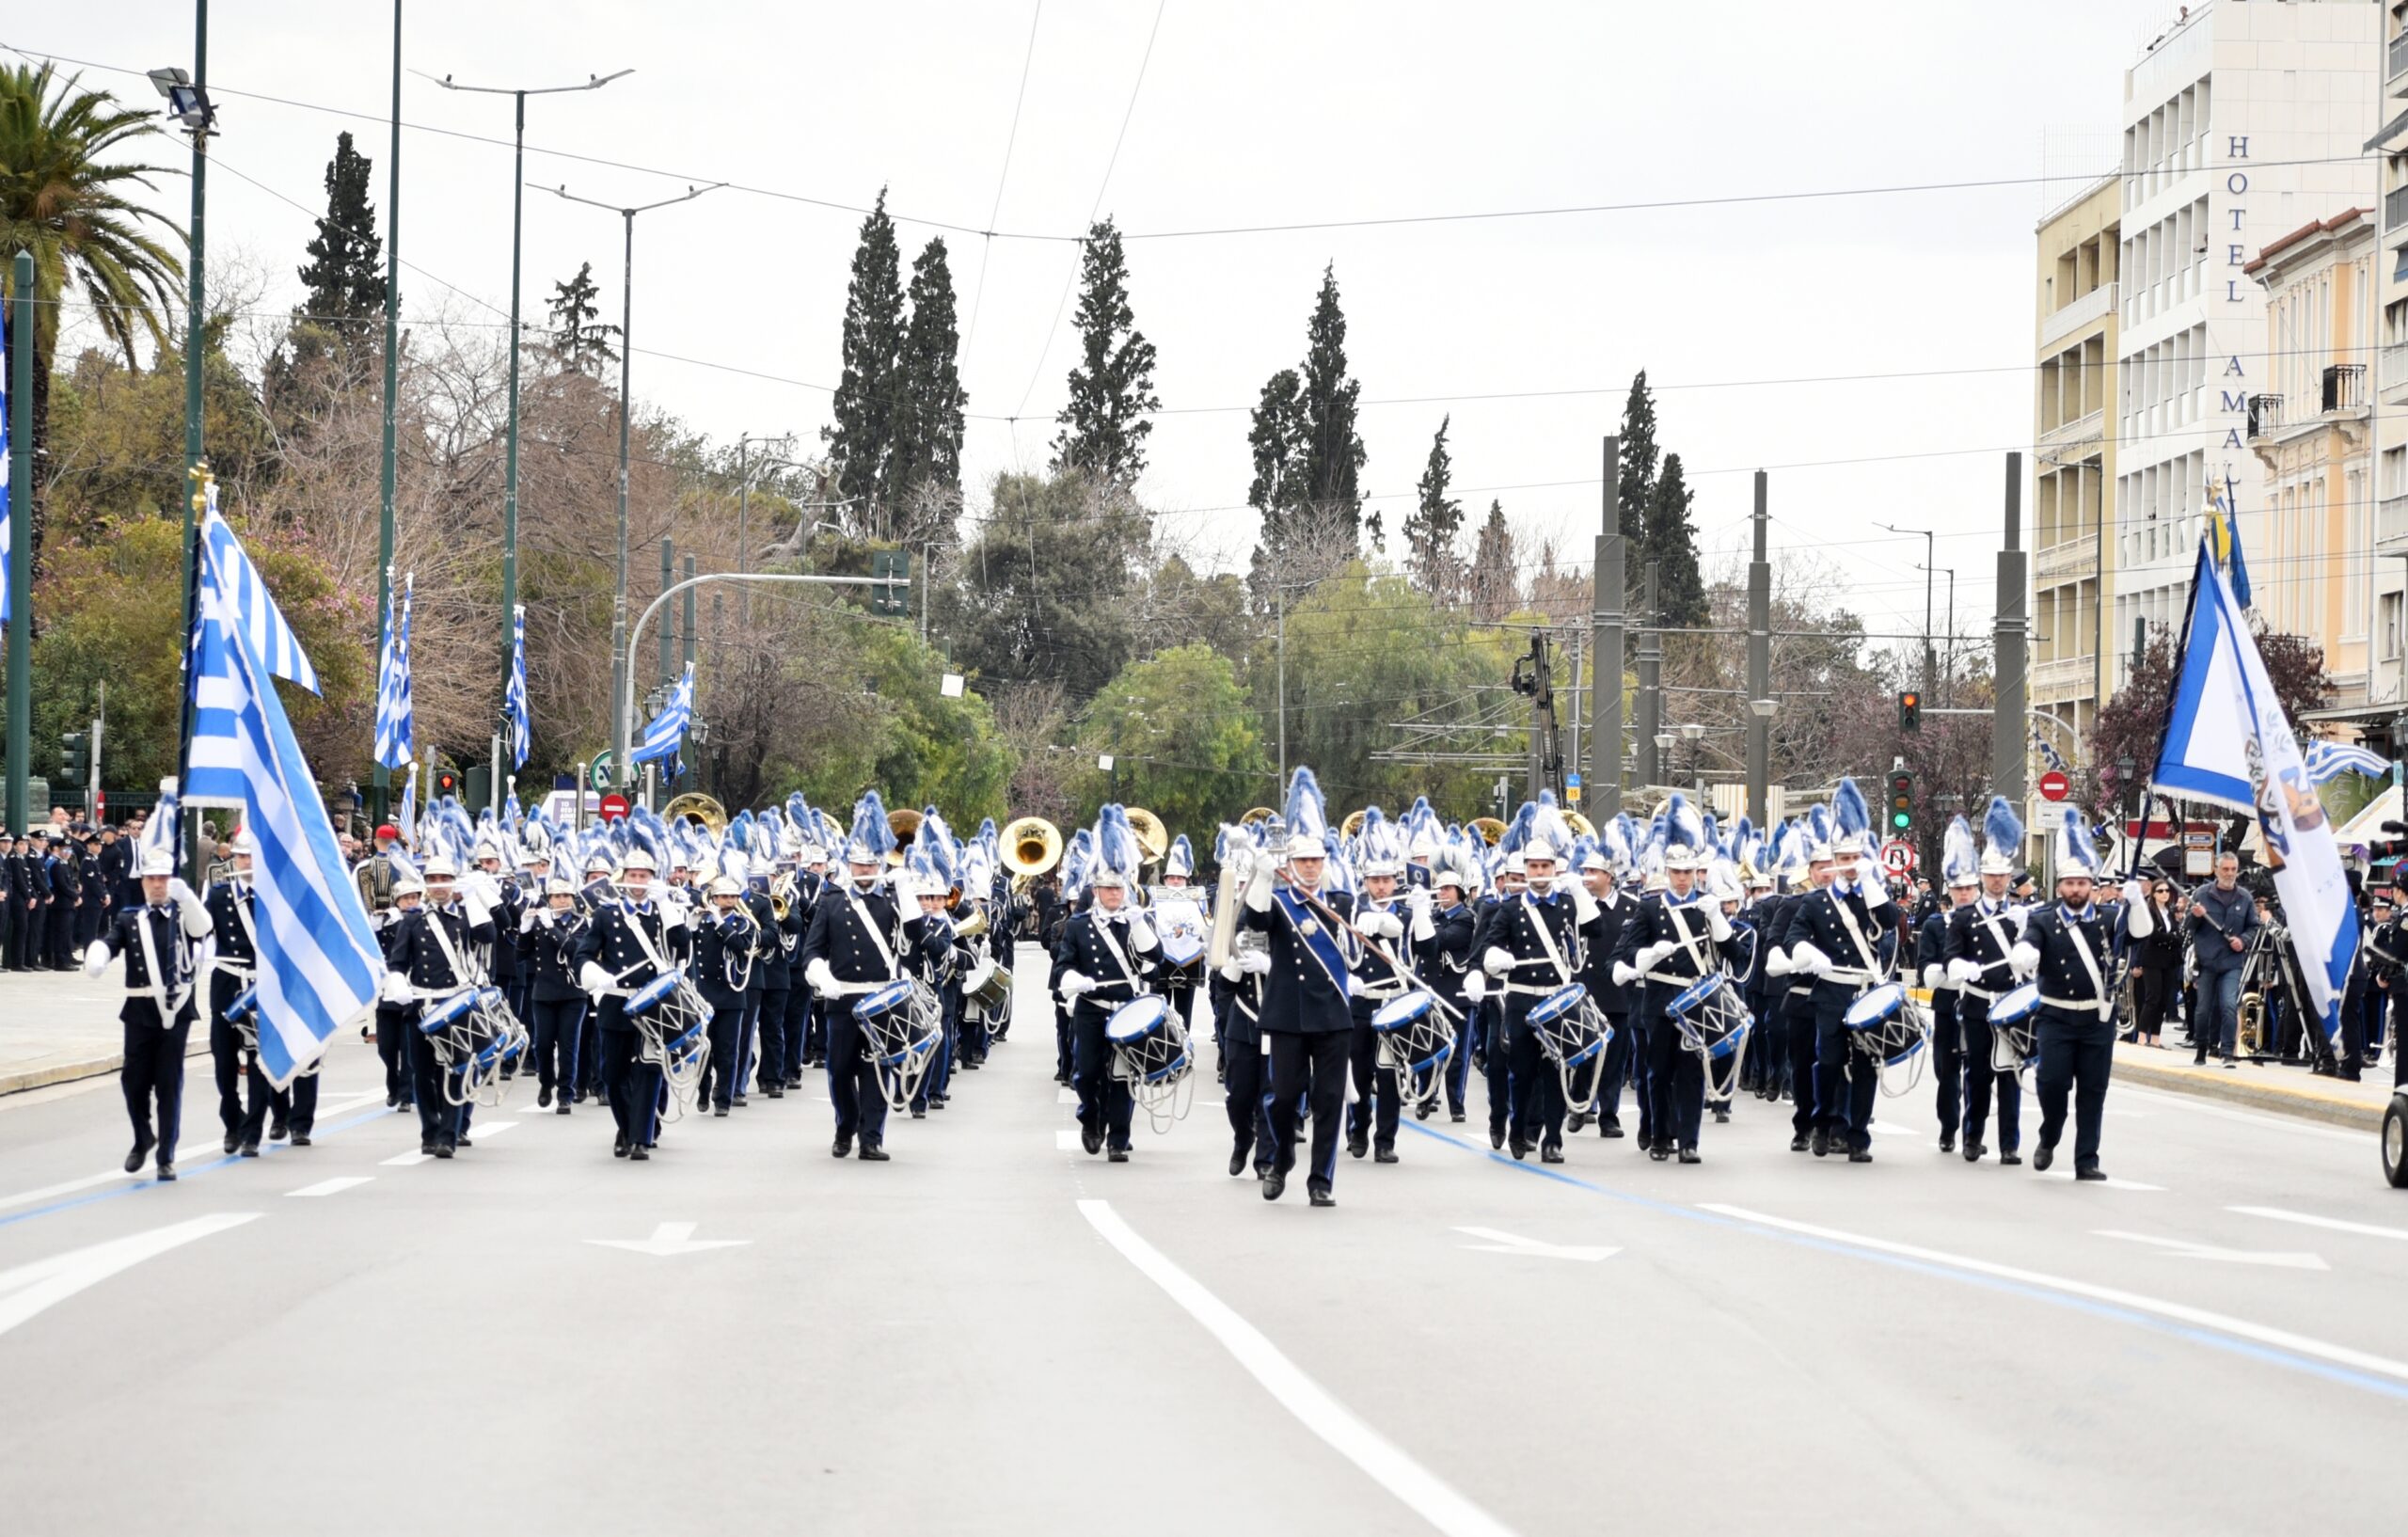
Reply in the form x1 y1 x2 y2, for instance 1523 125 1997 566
2130 875 2185 1047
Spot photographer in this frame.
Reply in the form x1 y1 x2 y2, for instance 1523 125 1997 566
2188 852 2258 1069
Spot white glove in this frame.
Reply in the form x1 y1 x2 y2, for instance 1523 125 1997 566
1636 940 1676 973
521 907 545 934
1856 860 1889 907
803 958 838 997
1569 880 1599 927
1059 970 1096 1000
1945 957 1980 985
1126 916 1158 953
382 970 413 1004
463 890 493 930
82 939 113 978
169 878 210 937
1609 960 1640 987
1765 945 1793 977
2008 942 2040 980
2122 879 2154 938
1237 946 1273 976
1364 911 1403 941
1481 945 1514 976
1244 856 1276 913
1706 908 1734 943
685 904 705 932
1921 963 1944 989
1788 940 1832 978
1463 970 1488 1003
1407 885 1433 919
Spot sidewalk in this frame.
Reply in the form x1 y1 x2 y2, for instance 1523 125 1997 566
0 967 210 1096
2111 1039 2393 1132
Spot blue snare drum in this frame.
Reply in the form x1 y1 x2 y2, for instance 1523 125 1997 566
629 970 686 1017
1843 981 1907 1031
1370 990 1454 1079
1106 995 1188 1085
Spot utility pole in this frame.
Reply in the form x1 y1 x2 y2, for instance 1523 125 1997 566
177 0 211 630
1275 581 1287 788
1515 632 1559 800
682 555 698 671
374 0 402 823
1591 434 1624 816
1992 452 2029 805
1746 470 1771 830
5 252 30 836
1634 563 1662 790
657 536 674 689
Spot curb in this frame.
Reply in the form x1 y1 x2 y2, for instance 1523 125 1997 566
2114 1053 2387 1133
0 1037 215 1100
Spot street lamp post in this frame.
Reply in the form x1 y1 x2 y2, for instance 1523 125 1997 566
422 67 628 707
1880 520 1937 698
542 181 721 789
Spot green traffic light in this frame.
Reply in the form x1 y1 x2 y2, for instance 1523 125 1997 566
1892 811 1910 830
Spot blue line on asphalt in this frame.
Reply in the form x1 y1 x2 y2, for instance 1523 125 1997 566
1400 1119 2408 1404
0 1106 396 1233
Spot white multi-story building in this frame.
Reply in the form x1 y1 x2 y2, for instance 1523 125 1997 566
2112 0 2381 685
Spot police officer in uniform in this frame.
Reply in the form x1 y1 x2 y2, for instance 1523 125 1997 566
800 798 905 1162
1237 769 1356 1207
2010 809 2152 1181
385 856 497 1159
1945 798 2027 1165
84 848 211 1179
44 829 83 970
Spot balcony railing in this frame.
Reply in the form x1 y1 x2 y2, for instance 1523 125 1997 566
2382 493 2408 551
2035 531 2100 584
2246 393 2283 438
2323 363 2368 414
2390 27 2408 87
2039 281 2117 350
2031 655 2098 704
2389 182 2408 230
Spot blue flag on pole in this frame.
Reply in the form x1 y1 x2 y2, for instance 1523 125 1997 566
2151 542 2355 1042
504 604 531 770
189 524 383 1085
373 574 414 771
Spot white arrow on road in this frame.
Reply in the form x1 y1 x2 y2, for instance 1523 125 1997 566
0 1212 262 1339
1453 1227 1619 1262
585 1222 750 1258
2095 1229 2328 1271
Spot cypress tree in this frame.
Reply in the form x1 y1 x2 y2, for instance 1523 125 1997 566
1297 263 1368 548
1647 452 1707 627
295 131 386 339
1245 368 1307 599
829 187 907 527
1051 218 1160 484
1401 414 1464 603
1615 370 1658 543
889 235 967 509
1469 499 1518 623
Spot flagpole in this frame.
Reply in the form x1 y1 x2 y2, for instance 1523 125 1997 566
173 467 214 879
2131 542 2218 886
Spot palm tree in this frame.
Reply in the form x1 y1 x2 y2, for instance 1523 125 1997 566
0 60 185 581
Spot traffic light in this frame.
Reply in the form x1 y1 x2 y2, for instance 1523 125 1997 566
1888 768 1914 833
433 767 461 799
58 732 87 784
870 549 911 617
1897 689 1922 732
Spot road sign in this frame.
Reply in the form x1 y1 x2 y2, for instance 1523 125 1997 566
597 793 631 822
1878 838 1917 876
2039 768 2070 802
589 753 615 792
1566 784 1582 805
1565 772 1581 788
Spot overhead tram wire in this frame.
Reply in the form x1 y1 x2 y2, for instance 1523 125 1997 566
960 0 1047 368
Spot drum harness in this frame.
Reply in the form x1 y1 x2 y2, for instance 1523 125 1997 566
1959 901 2018 1003
2043 905 2115 1024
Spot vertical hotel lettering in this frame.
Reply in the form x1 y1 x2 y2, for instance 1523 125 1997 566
2222 135 2248 452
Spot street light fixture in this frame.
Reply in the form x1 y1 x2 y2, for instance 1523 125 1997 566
1749 698 1778 719
1878 520 1938 697
146 65 213 128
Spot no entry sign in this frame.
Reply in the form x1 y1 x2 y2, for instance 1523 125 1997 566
597 793 631 822
2039 769 2070 802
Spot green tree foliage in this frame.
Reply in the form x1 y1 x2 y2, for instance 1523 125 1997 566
1299 264 1367 544
888 236 966 514
1075 644 1268 833
782 624 1012 826
1248 265 1367 596
546 261 618 371
1614 370 1658 543
47 343 272 547
1468 499 1517 623
1051 217 1159 484
0 60 184 580
294 131 386 336
828 188 906 527
1647 452 1706 627
1401 414 1463 604
945 469 1152 704
1140 554 1252 660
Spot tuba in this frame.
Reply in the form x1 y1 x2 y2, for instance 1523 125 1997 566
1003 816 1062 879
1469 816 1508 847
1125 807 1170 866
887 807 924 867
661 792 727 832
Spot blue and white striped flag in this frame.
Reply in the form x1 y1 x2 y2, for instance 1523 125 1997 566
137 776 181 868
373 573 413 770
397 761 419 847
504 604 531 769
2152 541 2357 1044
631 661 695 766
189 526 382 1086
2030 730 2069 777
199 485 320 693
2302 739 2391 786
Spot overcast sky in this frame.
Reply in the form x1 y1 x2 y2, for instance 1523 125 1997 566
26 1 2206 645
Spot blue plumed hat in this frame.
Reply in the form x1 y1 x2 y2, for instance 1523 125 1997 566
846 791 895 866
1981 795 2023 877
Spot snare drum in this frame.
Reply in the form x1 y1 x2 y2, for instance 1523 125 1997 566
628 971 684 1018
1370 991 1455 1077
1105 995 1190 1085
1669 974 1750 1061
1989 982 2042 1025
854 980 941 1067
418 989 480 1037
1528 983 1603 1070
1843 981 1907 1031
1844 980 1927 1068
1986 982 2042 1071
967 960 1014 1013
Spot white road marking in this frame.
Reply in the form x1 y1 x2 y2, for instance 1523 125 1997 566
2230 1206 2408 1243
0 1169 140 1213
467 1120 517 1139
2036 1171 2163 1191
1079 1199 1519 1537
285 1177 373 1199
1866 1123 1913 1138
1453 1227 1618 1262
2094 1228 2327 1270
1057 1088 1079 1105
1704 1203 2408 1387
379 1151 429 1167
585 1221 750 1257
1054 1130 1085 1152
0 1212 262 1339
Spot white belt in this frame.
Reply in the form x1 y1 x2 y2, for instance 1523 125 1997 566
1502 981 1561 997
2039 994 2113 1018
1824 967 1876 985
212 959 255 978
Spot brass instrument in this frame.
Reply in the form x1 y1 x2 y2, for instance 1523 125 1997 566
1239 806 1276 829
1002 816 1062 877
1564 811 1597 838
954 901 990 940
887 807 925 867
768 870 798 923
661 792 728 832
1469 816 1508 847
1126 807 1170 865
1341 808 1368 838
2238 989 2267 1057
1207 829 1251 971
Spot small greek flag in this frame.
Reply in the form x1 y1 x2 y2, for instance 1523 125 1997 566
189 521 383 1085
631 662 694 766
199 485 320 693
504 604 531 769
373 574 414 771
397 761 419 847
2206 470 2253 610
2303 739 2391 786
2030 730 2069 777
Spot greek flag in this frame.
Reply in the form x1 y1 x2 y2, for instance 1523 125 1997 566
397 761 419 846
2151 542 2355 1043
2303 740 2391 786
631 661 695 766
0 303 10 626
2205 470 2253 610
504 604 531 769
2030 730 2069 776
199 486 320 692
188 523 383 1086
373 574 413 770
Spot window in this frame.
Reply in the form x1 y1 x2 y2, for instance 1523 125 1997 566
2383 592 2403 664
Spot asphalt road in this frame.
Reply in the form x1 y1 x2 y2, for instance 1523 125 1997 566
1 946 2403 1535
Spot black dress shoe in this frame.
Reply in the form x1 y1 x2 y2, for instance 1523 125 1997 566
1540 1146 1565 1165
1229 1146 1251 1177
1713 1107 1731 1124
909 1106 926 1119
124 1135 155 1174
238 1141 261 1158
292 1133 312 1148
1348 1131 1370 1160
1810 1128 1830 1157
455 1136 472 1149
1649 1144 1671 1162
269 1122 289 1142
155 1162 177 1181
1415 1101 1433 1120
1847 1149 1873 1164
1081 1126 1102 1155
386 1092 400 1109
832 1134 853 1158
1963 1141 1983 1162
2075 1164 2107 1181
628 1144 648 1161
1508 1133 1529 1161
1307 1181 1336 1208
614 1133 631 1158
857 1144 890 1162
2000 1150 2022 1165
1489 1127 1505 1149
1450 1111 1465 1123
1603 1122 1625 1138
714 1105 730 1117
422 1140 440 1157
1374 1147 1399 1165
1678 1148 1702 1165
1262 1166 1288 1201
1567 1112 1589 1133
734 1093 750 1106
1939 1133 1956 1153
433 1142 454 1160
1790 1134 1809 1152
2032 1143 2055 1172
223 1133 240 1155
1106 1148 1129 1164
556 1102 572 1116
537 1086 553 1108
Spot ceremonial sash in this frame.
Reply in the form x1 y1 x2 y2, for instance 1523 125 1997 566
1275 887 1351 994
